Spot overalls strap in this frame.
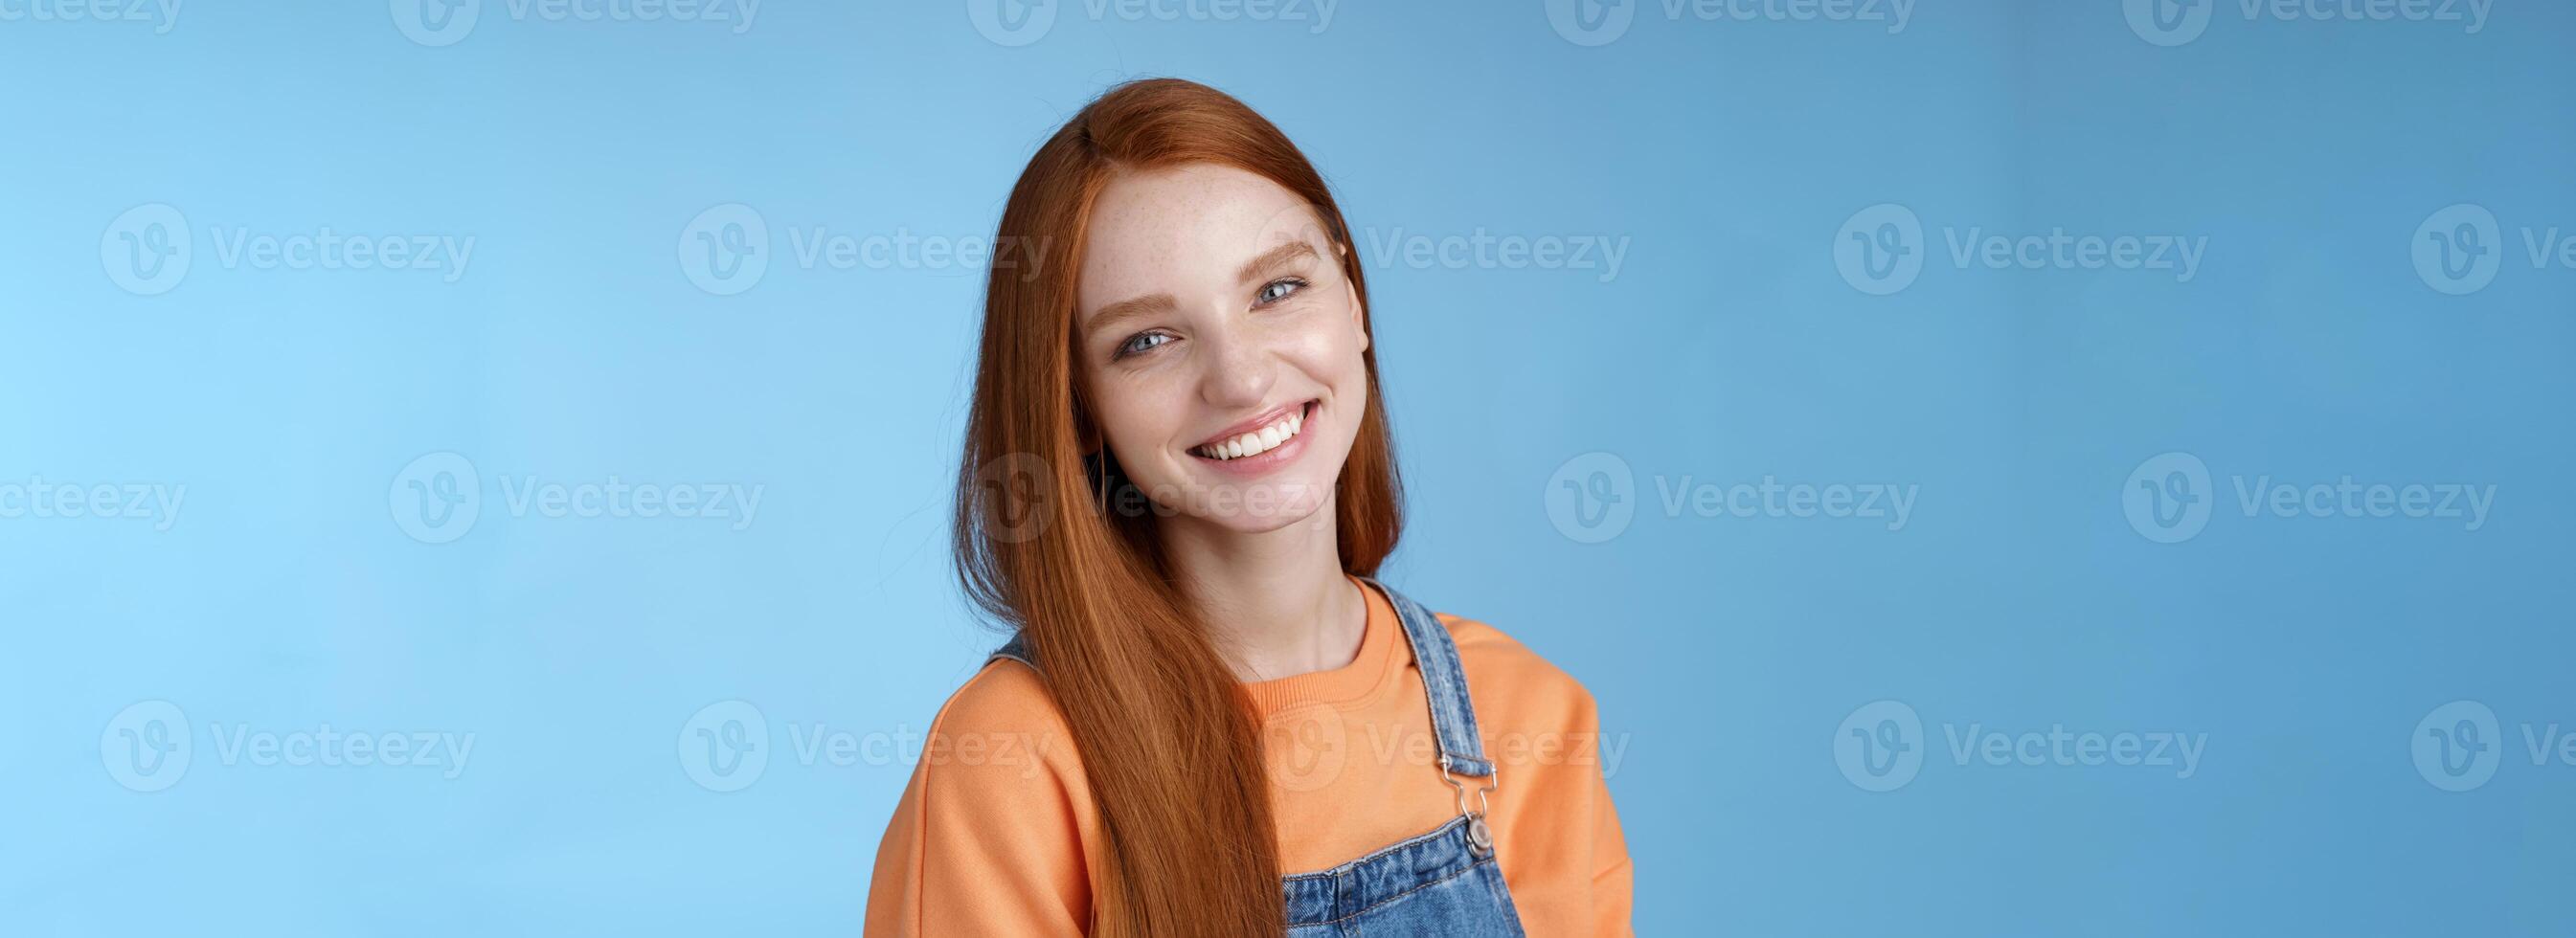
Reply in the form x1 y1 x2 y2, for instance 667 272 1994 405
1357 577 1494 778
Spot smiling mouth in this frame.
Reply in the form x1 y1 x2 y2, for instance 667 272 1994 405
1190 400 1317 461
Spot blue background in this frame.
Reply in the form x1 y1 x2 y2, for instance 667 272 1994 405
6 1 2572 934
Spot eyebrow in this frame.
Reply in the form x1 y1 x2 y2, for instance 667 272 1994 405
1083 293 1175 336
1081 240 1325 334
1233 239 1320 285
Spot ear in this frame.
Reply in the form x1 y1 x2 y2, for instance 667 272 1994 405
1339 242 1369 353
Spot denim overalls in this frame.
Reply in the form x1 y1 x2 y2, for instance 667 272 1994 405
990 578 1526 936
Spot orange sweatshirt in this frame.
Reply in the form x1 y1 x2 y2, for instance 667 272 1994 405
865 577 1634 935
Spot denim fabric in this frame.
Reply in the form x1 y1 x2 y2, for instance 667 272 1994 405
989 579 1525 935
1280 815 1524 936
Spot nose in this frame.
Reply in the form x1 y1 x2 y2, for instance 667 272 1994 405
1195 321 1277 412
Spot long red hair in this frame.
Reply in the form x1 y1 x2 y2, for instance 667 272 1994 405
952 78 1404 936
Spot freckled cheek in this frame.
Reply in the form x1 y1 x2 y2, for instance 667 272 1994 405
1268 311 1366 391
1094 372 1197 461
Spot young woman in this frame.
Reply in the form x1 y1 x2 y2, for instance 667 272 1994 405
867 78 1632 937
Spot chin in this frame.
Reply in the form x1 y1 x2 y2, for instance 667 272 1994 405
1201 480 1334 534
1134 468 1341 535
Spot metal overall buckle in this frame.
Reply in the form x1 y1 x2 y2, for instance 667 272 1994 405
1440 756 1501 857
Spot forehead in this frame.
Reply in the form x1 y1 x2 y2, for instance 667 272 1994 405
1078 163 1317 311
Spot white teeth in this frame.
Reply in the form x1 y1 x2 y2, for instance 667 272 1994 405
1195 406 1307 460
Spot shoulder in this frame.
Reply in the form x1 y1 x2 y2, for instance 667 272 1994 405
912 657 1086 797
933 656 1071 737
868 657 1099 935
1435 610 1602 728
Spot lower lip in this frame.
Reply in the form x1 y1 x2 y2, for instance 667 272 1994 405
1190 401 1317 478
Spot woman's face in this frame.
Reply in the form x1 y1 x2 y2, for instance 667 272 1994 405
1074 163 1368 535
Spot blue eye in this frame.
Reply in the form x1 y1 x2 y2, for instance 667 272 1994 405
1256 278 1307 305
1118 332 1173 358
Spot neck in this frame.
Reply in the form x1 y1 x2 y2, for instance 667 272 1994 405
1161 501 1367 683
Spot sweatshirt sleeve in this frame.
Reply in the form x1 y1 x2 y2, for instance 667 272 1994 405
1444 613 1638 936
1568 674 1635 937
1588 751 1636 936
864 662 1096 937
